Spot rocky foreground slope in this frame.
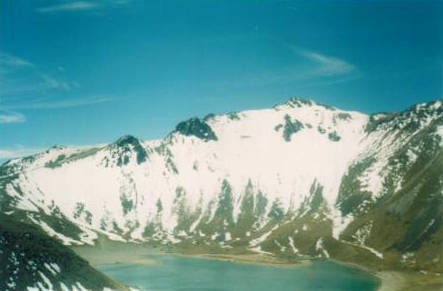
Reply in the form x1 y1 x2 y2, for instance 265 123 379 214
0 213 136 291
1 98 442 278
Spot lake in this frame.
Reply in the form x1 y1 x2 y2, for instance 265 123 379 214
99 255 380 291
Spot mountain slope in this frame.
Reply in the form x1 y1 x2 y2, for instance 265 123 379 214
0 98 442 274
0 213 136 291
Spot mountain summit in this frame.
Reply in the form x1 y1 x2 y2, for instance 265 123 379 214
1 98 442 277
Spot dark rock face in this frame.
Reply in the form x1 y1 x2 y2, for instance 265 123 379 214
114 135 141 148
111 135 148 165
0 214 129 291
175 117 218 142
283 115 304 142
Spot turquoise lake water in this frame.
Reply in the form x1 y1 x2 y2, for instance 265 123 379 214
99 255 380 291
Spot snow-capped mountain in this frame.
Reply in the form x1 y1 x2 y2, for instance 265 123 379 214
1 98 442 273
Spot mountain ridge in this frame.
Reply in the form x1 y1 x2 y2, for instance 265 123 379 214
1 97 442 278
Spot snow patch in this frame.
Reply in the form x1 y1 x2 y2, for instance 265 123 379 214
406 148 419 165
44 262 60 276
288 237 299 254
401 252 415 264
38 271 53 290
249 225 279 246
248 246 273 255
6 280 16 288
358 163 384 197
73 282 89 291
274 239 286 252
363 246 383 259
28 216 82 245
331 214 354 239
352 221 373 245
315 238 330 258
436 126 443 146
341 239 383 259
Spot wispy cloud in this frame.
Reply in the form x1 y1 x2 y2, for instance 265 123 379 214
0 52 74 95
217 47 359 88
36 1 100 13
39 73 74 91
0 110 26 124
0 53 34 69
10 95 114 110
36 0 130 14
1 75 75 96
0 51 115 124
0 53 35 76
298 49 355 76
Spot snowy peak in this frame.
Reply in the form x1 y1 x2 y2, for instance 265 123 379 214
112 135 143 149
105 135 148 166
274 97 336 112
411 99 443 114
173 117 218 142
198 97 367 149
366 99 443 134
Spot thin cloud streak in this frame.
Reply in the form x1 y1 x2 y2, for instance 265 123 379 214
36 1 100 13
0 53 35 75
0 53 34 68
217 48 359 88
36 0 131 14
8 96 115 110
0 110 26 124
297 49 356 76
0 51 75 95
39 73 73 91
2 75 74 95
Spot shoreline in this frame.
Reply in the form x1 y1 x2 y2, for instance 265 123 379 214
72 244 159 266
375 271 405 291
326 259 401 291
72 244 440 291
171 252 312 268
73 245 311 268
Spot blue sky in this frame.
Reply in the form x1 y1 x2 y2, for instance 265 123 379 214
1 0 442 161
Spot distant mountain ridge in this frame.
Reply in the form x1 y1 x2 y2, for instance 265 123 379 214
1 98 442 277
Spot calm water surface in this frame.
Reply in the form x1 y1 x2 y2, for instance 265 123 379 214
99 255 380 291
